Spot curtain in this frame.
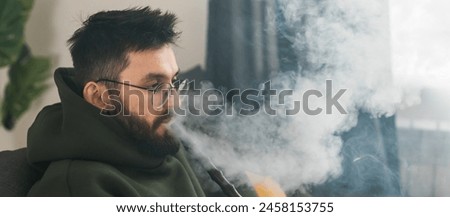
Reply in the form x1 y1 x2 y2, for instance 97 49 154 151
206 0 279 90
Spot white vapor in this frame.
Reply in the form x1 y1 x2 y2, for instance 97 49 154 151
169 0 445 194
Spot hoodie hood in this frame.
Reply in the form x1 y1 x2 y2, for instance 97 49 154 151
27 68 165 170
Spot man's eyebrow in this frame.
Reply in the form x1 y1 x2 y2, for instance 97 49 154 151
142 69 180 82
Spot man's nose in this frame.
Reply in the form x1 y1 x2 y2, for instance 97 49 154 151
152 89 178 112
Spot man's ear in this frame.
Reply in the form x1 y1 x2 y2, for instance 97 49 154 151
83 81 108 109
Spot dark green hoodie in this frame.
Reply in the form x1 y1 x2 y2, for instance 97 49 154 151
27 68 206 196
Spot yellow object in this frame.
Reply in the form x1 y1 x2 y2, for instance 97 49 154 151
245 171 286 197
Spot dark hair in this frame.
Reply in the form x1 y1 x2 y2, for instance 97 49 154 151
67 7 180 90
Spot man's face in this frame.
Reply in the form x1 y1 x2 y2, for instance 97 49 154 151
111 45 181 156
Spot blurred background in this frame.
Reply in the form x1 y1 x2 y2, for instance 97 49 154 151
1 0 449 196
391 0 450 196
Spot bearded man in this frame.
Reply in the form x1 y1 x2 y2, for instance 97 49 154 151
27 7 205 196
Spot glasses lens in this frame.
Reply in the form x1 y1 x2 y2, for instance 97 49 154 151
177 79 188 91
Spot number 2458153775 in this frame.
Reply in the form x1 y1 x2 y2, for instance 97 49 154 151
258 202 334 213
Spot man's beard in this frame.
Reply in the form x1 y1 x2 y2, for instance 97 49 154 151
110 100 180 158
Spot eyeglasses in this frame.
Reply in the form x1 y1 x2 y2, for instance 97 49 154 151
96 78 188 107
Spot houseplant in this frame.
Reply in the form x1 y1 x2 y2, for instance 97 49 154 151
0 0 50 130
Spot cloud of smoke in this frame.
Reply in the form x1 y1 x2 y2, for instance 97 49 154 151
170 0 429 194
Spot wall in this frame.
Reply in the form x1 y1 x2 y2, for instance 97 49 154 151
0 0 208 151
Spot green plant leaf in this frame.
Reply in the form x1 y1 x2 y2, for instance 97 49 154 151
0 0 34 67
1 45 50 130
